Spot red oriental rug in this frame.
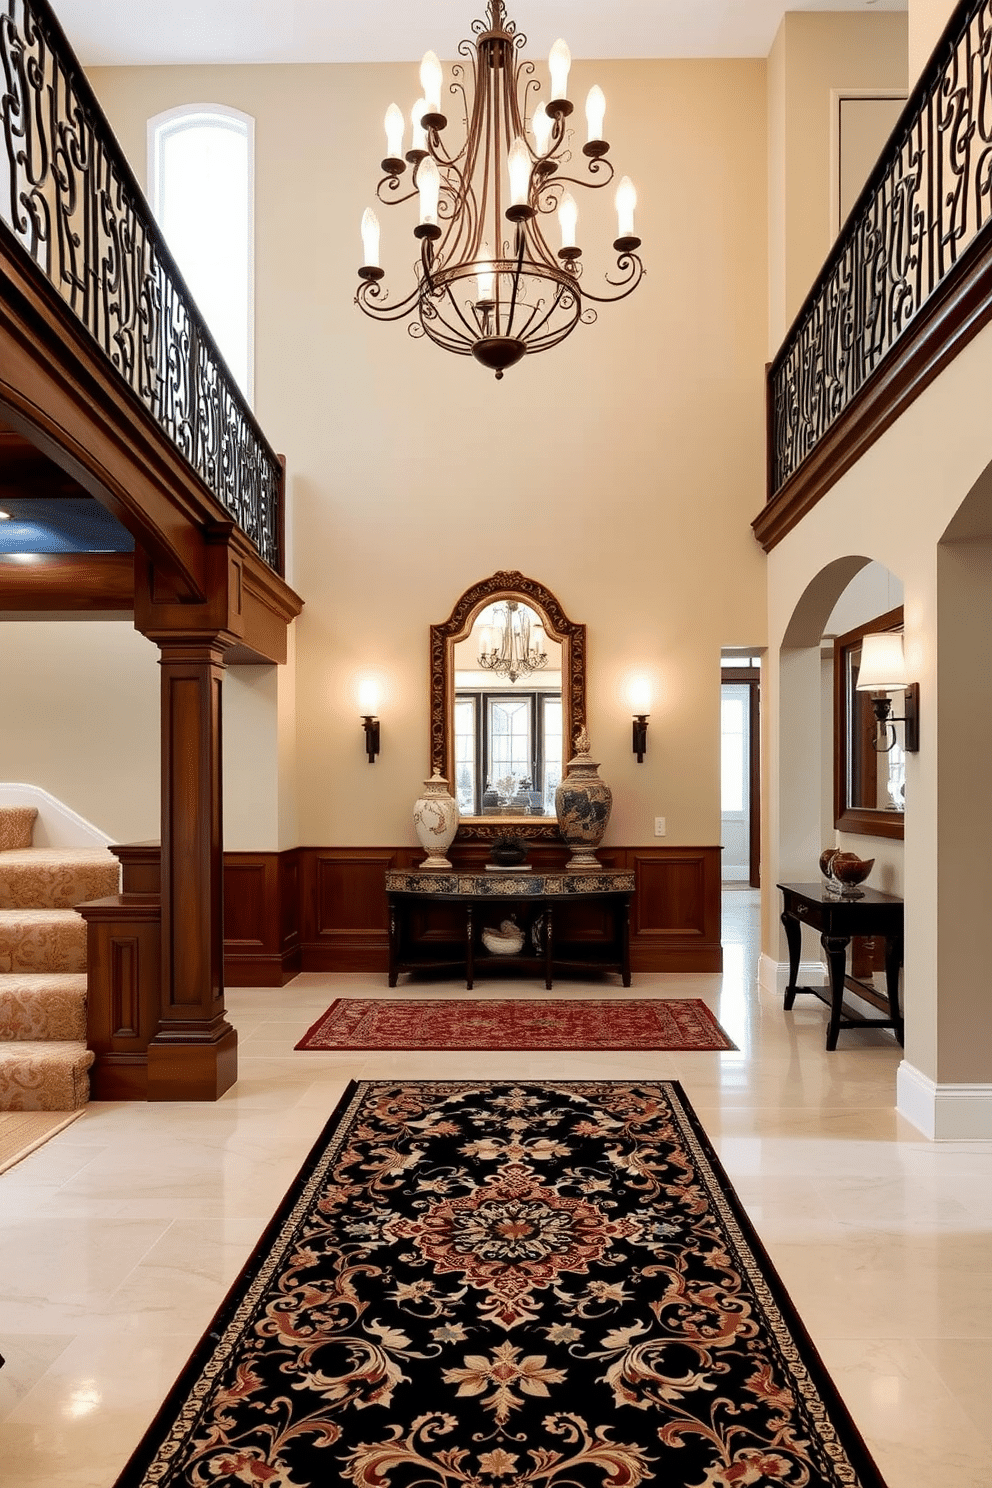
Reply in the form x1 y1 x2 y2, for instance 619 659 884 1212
295 998 736 1051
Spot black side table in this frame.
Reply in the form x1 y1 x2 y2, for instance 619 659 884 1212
778 882 904 1051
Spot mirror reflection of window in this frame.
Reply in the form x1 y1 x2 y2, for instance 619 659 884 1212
453 599 563 817
454 696 478 815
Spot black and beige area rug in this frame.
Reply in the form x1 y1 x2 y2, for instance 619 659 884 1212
115 1080 888 1488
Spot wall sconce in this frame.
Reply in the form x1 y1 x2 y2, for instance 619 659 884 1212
627 677 652 763
856 632 919 752
357 680 381 763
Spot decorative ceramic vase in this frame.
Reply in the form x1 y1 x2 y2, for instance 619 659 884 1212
555 727 613 871
413 772 459 869
819 847 839 882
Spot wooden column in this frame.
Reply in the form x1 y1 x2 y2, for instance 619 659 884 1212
147 638 237 1100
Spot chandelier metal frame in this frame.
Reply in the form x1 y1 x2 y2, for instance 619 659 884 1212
356 0 644 377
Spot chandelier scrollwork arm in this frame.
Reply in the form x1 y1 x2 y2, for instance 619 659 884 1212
355 0 644 378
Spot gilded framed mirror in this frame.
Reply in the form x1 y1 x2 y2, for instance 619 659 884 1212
430 572 586 840
833 605 905 840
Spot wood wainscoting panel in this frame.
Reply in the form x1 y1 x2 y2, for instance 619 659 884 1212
623 848 723 973
299 848 400 972
224 845 722 983
80 893 162 1100
224 851 301 986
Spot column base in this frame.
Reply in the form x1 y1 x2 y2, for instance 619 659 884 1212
147 1025 238 1101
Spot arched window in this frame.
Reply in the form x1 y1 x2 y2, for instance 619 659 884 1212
148 106 254 402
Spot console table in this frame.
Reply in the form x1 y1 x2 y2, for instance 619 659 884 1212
385 868 635 989
778 882 904 1050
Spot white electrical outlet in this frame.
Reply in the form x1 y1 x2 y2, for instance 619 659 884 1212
654 816 666 836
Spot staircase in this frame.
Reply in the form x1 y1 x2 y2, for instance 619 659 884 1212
0 806 119 1109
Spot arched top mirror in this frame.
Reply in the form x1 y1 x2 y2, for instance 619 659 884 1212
430 572 586 840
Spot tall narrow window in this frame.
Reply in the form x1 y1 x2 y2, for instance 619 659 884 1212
149 107 254 401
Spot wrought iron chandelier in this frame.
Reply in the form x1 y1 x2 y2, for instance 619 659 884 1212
477 601 548 682
356 1 644 379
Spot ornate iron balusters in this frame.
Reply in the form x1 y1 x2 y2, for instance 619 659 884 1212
0 0 281 571
770 0 992 498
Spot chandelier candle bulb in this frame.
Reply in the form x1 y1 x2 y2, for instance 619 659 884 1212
420 50 443 113
418 156 441 226
360 209 380 268
558 191 578 250
476 243 495 303
383 102 405 163
615 175 637 239
410 99 428 155
585 85 606 142
507 136 532 208
549 38 571 102
531 102 553 156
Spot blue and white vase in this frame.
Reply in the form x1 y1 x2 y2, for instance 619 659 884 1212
554 728 612 871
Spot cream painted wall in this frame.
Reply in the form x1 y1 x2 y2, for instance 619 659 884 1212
90 57 769 850
0 620 159 841
909 0 959 81
767 11 907 348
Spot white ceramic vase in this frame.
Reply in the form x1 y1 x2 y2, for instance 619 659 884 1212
413 772 460 869
554 727 613 871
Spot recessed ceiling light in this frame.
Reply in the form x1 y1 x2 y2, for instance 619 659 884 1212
0 509 10 520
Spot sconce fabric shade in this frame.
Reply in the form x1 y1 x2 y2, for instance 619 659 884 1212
856 632 908 692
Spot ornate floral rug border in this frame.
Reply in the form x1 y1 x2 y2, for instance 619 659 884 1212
295 999 736 1052
114 1080 888 1488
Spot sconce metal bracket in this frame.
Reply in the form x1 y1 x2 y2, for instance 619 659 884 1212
362 715 381 763
870 683 919 753
632 714 649 763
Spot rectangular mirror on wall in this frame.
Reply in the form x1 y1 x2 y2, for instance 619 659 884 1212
833 605 905 840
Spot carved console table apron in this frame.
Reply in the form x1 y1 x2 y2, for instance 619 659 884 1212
778 882 904 1050
385 869 635 989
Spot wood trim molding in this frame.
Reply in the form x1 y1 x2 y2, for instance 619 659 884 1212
754 225 992 552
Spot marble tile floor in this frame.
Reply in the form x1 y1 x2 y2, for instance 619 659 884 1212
0 888 989 1487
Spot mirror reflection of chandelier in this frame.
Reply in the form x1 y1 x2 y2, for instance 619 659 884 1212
477 601 548 683
356 0 644 379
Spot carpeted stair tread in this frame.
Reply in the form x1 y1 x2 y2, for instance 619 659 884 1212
0 910 89 973
0 973 88 1041
0 806 38 852
0 1040 94 1111
0 847 119 909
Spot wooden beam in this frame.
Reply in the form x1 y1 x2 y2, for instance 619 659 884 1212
0 552 134 609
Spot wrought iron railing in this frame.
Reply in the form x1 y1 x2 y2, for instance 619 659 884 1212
0 0 282 572
769 0 992 499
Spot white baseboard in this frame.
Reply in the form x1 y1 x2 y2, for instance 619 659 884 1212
758 954 824 996
897 1061 992 1141
0 783 112 848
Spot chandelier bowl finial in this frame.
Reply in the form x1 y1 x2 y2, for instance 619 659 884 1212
472 336 528 376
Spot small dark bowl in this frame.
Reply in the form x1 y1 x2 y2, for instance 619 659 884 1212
488 834 529 867
819 847 839 880
830 852 874 889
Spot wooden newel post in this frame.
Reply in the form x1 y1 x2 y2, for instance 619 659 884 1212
147 637 237 1100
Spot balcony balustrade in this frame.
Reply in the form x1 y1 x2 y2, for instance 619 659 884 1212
760 0 992 547
0 0 282 572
